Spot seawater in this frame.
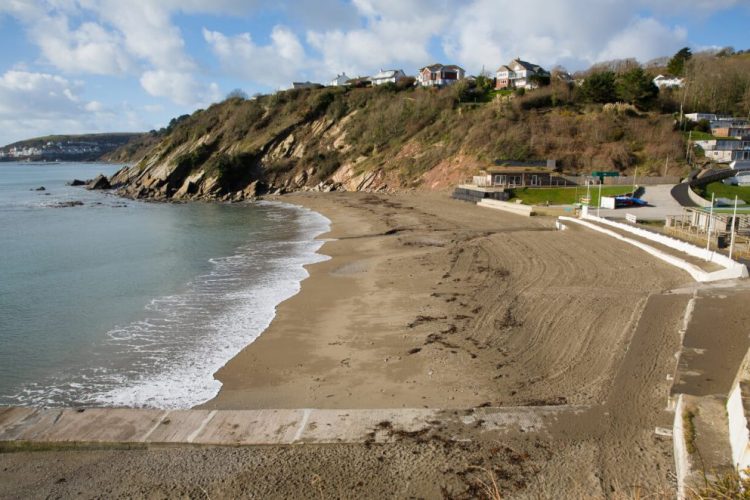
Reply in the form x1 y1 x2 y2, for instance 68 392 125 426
0 162 329 408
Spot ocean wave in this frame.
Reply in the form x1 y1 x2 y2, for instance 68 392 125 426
10 201 330 409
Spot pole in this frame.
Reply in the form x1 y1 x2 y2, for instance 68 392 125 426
686 131 692 165
664 157 669 177
597 180 602 217
729 195 738 260
632 167 637 195
705 192 715 260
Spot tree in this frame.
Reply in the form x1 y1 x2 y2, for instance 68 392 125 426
615 67 658 107
578 71 616 103
667 47 692 76
226 88 248 100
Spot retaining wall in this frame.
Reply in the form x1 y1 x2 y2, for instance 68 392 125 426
687 186 713 208
478 198 534 216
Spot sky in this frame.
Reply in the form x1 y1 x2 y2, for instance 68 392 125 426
0 0 749 146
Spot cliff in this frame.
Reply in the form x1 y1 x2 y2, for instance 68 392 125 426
109 84 688 201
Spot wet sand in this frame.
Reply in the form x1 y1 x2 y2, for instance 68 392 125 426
2 191 710 498
204 191 688 410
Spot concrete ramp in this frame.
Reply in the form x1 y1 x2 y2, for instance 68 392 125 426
0 406 585 448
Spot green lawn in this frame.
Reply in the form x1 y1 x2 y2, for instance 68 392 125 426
698 181 750 205
508 186 634 206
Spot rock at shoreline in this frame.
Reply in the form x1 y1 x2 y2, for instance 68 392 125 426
50 201 84 208
68 179 86 186
87 174 111 190
34 186 46 191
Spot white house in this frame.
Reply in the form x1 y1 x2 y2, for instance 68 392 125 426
417 64 465 87
653 74 684 89
495 58 549 90
685 113 719 122
370 69 407 86
328 73 351 86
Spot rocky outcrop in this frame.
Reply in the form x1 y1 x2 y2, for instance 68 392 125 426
68 179 86 186
87 174 111 190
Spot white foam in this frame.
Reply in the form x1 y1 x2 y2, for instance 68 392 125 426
81 201 331 409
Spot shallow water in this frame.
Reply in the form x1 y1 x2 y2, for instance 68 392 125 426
0 162 329 408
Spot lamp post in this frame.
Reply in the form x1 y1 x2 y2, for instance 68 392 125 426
705 192 715 260
597 180 603 217
730 195 739 260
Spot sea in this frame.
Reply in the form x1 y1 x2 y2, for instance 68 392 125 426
0 162 329 409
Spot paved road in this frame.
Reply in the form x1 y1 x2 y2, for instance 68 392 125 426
596 184 685 220
671 183 700 208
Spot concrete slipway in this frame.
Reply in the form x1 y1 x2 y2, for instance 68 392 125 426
0 405 585 449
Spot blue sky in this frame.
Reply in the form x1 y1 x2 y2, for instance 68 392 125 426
0 0 748 146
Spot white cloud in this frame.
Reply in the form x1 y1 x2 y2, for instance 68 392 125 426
0 70 107 145
204 26 305 88
597 18 687 63
306 1 448 78
140 70 221 106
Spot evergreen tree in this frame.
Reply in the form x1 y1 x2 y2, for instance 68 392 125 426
667 47 692 76
615 67 658 107
578 71 617 103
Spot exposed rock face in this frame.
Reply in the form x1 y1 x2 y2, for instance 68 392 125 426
87 175 111 190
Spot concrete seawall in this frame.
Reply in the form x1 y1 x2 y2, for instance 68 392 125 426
0 406 584 448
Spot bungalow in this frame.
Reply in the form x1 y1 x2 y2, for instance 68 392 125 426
495 58 549 90
472 160 562 188
417 64 465 87
328 73 351 86
370 69 407 86
652 74 684 89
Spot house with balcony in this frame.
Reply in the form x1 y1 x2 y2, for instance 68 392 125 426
695 138 750 163
495 58 549 90
417 64 465 87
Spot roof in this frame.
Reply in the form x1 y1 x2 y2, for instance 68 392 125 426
497 58 548 74
494 159 552 168
420 63 465 72
371 69 404 79
485 166 555 174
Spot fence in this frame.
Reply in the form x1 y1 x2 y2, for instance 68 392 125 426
559 175 682 186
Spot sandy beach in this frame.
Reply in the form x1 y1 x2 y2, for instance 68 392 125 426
2 192 701 497
204 191 687 411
